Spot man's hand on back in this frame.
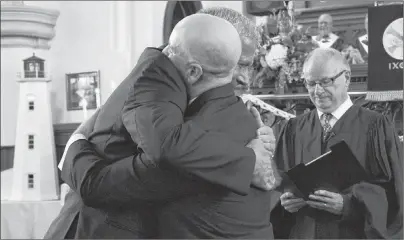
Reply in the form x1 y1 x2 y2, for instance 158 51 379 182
249 105 276 152
246 102 279 191
247 138 277 191
58 108 101 171
73 108 101 137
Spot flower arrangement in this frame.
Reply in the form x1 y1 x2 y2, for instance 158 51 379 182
252 2 319 93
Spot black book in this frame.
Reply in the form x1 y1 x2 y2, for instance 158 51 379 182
280 140 368 199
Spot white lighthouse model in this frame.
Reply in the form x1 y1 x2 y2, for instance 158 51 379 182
10 54 59 201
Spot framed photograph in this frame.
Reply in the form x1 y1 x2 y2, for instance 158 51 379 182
66 71 101 111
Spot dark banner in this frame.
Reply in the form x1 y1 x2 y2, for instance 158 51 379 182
367 5 403 101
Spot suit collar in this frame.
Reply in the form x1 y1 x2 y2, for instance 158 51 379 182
137 47 190 110
140 47 170 64
186 84 235 116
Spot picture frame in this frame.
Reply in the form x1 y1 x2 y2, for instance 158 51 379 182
66 71 101 111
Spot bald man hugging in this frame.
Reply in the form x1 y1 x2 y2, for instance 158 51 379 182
50 13 279 239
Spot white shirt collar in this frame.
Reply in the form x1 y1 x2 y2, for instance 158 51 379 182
359 34 368 53
317 97 353 120
314 33 339 49
359 34 368 42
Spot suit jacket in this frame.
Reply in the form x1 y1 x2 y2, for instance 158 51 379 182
44 47 256 239
56 84 275 239
158 84 275 238
43 189 81 239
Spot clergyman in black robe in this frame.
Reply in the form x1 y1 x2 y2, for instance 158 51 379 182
270 48 403 239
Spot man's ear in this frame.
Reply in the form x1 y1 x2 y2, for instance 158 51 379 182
344 71 351 87
186 63 203 85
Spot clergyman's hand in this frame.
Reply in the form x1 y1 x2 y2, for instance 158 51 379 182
280 192 307 213
247 138 278 191
73 108 100 138
307 190 344 215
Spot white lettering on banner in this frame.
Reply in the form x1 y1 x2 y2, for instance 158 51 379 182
388 62 404 70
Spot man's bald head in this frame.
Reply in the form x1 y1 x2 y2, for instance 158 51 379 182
318 14 333 37
319 14 333 23
164 13 242 99
198 7 259 63
168 13 242 76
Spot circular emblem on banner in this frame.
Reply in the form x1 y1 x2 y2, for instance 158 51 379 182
382 18 403 60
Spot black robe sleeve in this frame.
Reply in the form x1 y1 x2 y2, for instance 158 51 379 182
354 114 403 239
331 37 345 52
273 119 296 171
270 119 297 239
339 114 403 238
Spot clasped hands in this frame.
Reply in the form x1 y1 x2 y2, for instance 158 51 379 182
280 190 344 215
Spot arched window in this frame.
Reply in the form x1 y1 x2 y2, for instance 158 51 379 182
163 1 202 44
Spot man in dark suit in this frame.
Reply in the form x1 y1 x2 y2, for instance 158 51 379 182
45 13 277 239
62 81 278 238
54 11 279 239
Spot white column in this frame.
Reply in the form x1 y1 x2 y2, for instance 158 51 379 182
116 1 129 53
130 1 156 66
109 1 132 73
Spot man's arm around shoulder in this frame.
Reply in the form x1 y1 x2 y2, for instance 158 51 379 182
61 137 218 208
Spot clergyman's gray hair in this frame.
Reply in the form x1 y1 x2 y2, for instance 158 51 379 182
318 13 333 23
303 48 350 76
198 7 259 49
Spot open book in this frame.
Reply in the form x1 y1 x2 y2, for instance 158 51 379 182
280 140 368 199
